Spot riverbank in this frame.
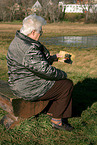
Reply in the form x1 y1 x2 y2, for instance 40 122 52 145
0 22 97 36
43 22 97 37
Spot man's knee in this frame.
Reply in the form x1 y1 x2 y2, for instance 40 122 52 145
66 79 73 86
64 79 73 92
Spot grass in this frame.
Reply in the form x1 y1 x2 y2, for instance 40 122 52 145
0 21 97 36
0 23 97 145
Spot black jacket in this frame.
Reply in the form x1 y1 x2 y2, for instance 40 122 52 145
7 31 67 101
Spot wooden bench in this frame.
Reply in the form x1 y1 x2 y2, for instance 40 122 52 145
0 80 49 129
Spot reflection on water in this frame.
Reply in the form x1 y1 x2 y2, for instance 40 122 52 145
40 35 97 48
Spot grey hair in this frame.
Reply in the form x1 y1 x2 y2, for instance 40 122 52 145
20 14 46 35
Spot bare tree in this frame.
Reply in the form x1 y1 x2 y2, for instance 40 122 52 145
20 0 32 17
83 0 97 23
0 0 19 21
0 0 64 22
8 0 17 21
0 0 7 21
39 0 64 22
0 0 33 21
0 0 10 21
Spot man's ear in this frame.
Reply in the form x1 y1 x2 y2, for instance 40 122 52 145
31 30 35 36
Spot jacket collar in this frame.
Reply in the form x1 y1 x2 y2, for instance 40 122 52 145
16 30 41 46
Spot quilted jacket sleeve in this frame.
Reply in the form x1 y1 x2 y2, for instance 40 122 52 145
40 45 58 65
22 46 67 81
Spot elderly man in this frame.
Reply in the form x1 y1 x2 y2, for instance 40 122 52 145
6 14 74 131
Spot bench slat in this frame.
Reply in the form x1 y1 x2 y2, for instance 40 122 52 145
0 80 49 118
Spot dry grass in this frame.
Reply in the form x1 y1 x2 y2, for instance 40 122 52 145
52 47 97 84
0 22 97 36
43 22 97 36
0 24 21 32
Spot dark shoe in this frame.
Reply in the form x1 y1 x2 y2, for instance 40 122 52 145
62 118 69 125
52 122 74 131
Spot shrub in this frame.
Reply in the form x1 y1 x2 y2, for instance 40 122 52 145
85 11 97 23
64 13 85 22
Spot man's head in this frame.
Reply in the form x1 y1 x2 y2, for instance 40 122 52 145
20 14 46 40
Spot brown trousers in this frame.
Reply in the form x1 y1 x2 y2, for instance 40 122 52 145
38 79 73 118
12 79 73 119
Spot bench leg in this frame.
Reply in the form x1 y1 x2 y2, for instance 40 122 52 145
0 113 20 129
0 95 22 129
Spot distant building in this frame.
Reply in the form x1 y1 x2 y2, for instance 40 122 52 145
62 0 97 4
59 2 88 13
59 1 97 13
31 0 42 12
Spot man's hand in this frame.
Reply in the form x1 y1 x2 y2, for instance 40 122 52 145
56 54 62 62
56 54 62 60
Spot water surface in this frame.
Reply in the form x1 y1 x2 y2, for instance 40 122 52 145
40 35 97 48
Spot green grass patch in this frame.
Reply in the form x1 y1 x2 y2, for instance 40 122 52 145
0 20 22 25
0 54 6 60
0 25 97 145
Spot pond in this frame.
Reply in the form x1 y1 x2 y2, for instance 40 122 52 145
40 35 97 48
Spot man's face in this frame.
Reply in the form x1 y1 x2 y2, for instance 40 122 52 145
33 28 43 41
33 31 40 41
